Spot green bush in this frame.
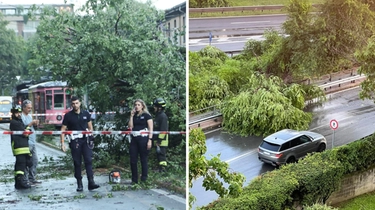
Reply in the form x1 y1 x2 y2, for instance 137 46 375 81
203 133 375 209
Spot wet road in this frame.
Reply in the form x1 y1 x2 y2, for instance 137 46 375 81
190 86 375 209
189 35 265 52
0 123 186 210
189 15 286 39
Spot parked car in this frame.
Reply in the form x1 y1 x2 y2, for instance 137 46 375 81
258 129 327 167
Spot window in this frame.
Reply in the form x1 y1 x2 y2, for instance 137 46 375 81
174 19 177 28
65 94 71 109
291 138 304 147
260 141 280 152
280 141 291 151
299 135 311 144
46 95 52 110
167 22 171 37
54 94 64 109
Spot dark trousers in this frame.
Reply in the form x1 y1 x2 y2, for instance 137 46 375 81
15 154 29 175
157 146 167 166
70 138 93 180
130 136 149 183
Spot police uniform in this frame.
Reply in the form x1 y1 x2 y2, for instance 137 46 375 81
62 109 98 190
10 111 31 189
130 112 152 183
153 110 169 169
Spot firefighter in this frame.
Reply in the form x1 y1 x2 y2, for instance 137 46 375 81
9 106 32 189
152 98 169 172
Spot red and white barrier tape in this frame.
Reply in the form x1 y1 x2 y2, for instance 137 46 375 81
2 131 186 135
30 112 117 117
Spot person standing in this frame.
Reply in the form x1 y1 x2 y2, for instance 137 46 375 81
10 106 31 189
128 99 153 184
152 98 169 172
21 100 42 185
60 96 99 191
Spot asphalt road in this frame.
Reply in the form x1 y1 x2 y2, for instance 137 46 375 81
189 35 265 52
190 86 375 209
0 123 186 210
189 15 286 39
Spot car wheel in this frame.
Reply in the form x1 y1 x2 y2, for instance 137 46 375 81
286 157 296 164
317 144 326 152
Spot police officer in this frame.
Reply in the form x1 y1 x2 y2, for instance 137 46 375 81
128 99 153 184
60 96 99 191
152 98 169 172
10 106 32 189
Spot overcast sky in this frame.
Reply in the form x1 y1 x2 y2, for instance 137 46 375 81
0 0 185 10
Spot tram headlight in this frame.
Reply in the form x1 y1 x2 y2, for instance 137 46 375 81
56 115 62 121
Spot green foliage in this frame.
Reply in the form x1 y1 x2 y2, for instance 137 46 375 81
283 0 375 77
304 204 338 210
189 48 232 110
27 0 185 165
201 133 375 209
189 128 245 209
356 36 375 102
189 0 232 8
220 73 312 136
0 13 25 94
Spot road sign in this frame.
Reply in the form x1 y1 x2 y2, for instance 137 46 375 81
209 32 212 45
330 119 338 130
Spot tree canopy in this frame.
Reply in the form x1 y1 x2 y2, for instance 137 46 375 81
0 13 25 94
27 0 186 163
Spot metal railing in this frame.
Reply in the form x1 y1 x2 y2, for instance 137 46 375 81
190 4 321 14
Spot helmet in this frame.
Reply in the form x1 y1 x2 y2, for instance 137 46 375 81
11 106 21 114
153 98 166 108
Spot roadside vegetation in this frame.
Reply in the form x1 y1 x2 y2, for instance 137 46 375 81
191 130 375 209
189 0 375 208
189 0 325 18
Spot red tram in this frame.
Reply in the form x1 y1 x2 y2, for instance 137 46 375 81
27 81 72 126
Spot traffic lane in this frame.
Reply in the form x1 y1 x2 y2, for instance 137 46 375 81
189 35 265 52
189 15 287 31
189 40 246 52
204 130 263 161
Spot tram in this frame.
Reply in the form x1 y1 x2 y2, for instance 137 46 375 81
27 81 72 126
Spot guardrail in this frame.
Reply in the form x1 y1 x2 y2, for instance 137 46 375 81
190 4 321 14
189 73 366 126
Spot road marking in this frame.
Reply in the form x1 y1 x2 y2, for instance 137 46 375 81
231 21 270 24
225 149 258 163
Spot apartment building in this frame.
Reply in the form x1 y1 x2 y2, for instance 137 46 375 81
0 4 73 39
162 1 186 46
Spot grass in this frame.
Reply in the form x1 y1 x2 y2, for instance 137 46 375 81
333 191 375 210
190 0 325 18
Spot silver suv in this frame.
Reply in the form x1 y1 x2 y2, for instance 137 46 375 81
258 129 327 167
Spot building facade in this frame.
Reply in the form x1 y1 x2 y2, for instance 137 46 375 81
162 2 186 47
0 4 73 39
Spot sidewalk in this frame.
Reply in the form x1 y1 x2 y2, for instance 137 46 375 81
0 123 186 210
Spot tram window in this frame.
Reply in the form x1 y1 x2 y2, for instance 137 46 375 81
66 95 71 109
46 90 52 94
54 89 63 93
47 95 52 110
54 94 64 109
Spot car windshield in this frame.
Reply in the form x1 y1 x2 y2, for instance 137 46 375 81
260 141 280 152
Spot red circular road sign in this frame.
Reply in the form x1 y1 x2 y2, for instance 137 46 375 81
330 119 339 130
